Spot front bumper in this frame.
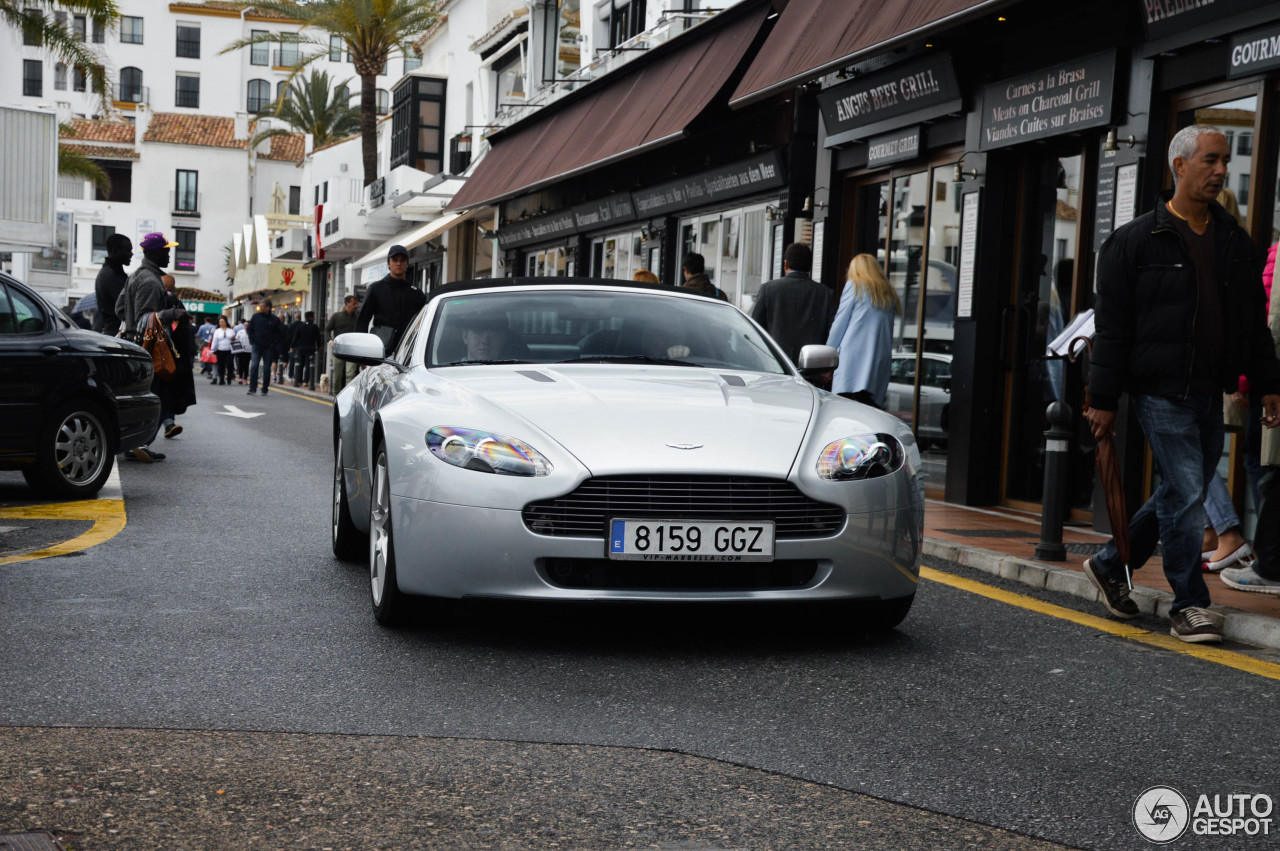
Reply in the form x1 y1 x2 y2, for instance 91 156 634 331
390 496 922 603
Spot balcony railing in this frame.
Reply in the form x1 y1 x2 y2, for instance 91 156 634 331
115 84 148 104
272 48 302 68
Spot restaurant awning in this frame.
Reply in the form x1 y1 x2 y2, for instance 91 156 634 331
729 0 1010 108
447 6 768 211
351 211 467 271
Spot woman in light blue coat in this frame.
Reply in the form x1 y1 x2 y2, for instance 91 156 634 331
825 253 901 407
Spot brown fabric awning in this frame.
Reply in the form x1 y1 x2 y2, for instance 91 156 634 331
448 7 767 211
730 0 1009 108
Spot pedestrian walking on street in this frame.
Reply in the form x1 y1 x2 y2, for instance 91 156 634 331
357 245 426 353
233 320 251 384
247 300 285 396
93 233 132 337
1083 124 1280 642
290 311 323 390
325 294 361 396
196 316 216 378
826 253 901 408
679 253 727 300
209 316 235 385
750 243 837 365
160 274 196 440
116 232 187 462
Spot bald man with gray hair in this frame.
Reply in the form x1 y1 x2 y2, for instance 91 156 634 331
1082 123 1280 643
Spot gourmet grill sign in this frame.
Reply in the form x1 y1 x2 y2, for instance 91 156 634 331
865 126 921 168
818 52 962 146
1228 23 1280 77
979 51 1116 151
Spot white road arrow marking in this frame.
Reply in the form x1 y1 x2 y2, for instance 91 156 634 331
217 405 264 419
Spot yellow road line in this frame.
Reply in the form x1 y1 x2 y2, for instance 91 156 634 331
0 499 126 565
267 385 334 407
921 566 1280 682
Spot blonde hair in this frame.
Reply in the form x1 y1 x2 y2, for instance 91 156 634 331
847 254 901 314
633 269 660 284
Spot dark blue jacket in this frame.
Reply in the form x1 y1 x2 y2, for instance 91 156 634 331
247 311 285 351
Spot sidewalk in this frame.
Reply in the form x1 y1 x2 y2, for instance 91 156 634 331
923 499 1280 650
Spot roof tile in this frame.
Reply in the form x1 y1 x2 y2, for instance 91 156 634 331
61 118 135 144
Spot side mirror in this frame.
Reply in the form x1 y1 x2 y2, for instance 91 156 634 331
334 332 397 366
797 344 838 390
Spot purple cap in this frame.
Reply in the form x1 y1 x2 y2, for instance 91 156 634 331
140 232 179 250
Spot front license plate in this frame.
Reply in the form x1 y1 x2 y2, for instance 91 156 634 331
608 519 775 562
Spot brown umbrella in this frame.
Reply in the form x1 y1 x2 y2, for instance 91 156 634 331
1070 336 1131 587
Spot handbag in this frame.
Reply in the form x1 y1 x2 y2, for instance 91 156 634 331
200 344 217 364
143 313 178 381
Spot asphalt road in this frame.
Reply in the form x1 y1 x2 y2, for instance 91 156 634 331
1 379 1277 850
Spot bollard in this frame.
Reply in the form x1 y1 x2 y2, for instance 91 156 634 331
1036 400 1072 561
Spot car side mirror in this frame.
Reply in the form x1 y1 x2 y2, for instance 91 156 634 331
333 332 403 369
797 344 838 390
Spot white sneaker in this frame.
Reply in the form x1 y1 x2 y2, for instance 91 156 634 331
1220 564 1280 595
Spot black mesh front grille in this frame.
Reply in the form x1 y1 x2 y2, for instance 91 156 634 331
523 475 845 539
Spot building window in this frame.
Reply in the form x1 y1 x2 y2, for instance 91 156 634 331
323 181 329 202
274 43 300 68
404 53 422 74
276 79 288 105
176 23 200 58
493 49 525 108
54 62 67 91
541 0 581 82
120 15 143 44
334 84 350 106
329 35 342 62
289 185 301 215
174 228 196 272
94 162 131 202
175 72 199 108
22 7 41 46
91 17 104 43
595 0 646 49
118 66 143 102
314 185 320 206
23 60 42 97
73 64 86 92
250 29 269 65
391 75 446 174
72 14 86 41
247 79 271 113
375 89 390 115
91 226 115 264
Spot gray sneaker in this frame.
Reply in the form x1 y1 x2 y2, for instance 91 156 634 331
1082 558 1139 618
1169 606 1223 643
1220 564 1280 595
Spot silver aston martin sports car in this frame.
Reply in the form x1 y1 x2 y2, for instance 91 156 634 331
332 278 924 629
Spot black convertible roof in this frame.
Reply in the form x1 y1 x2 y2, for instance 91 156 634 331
424 276 714 304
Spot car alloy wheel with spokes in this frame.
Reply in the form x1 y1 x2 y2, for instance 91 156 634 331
369 442 410 625
23 400 114 498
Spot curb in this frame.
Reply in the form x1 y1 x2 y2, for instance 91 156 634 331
923 538 1280 651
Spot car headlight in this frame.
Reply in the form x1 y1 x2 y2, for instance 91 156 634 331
817 433 904 480
426 426 552 477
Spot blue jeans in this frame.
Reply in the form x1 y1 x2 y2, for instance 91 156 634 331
1202 472 1239 536
248 345 278 393
1093 393 1224 614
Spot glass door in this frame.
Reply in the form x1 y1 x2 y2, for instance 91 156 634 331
679 205 772 309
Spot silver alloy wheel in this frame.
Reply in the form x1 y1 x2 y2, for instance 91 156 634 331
332 436 343 545
55 410 108 486
369 449 391 606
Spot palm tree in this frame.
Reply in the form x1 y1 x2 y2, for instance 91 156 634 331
1 1 118 113
253 68 360 150
221 0 440 188
57 123 111 195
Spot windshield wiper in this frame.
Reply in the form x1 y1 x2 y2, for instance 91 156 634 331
436 358 528 366
556 355 701 367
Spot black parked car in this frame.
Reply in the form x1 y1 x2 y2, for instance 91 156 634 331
0 271 160 498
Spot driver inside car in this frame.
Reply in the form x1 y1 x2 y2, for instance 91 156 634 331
461 315 521 361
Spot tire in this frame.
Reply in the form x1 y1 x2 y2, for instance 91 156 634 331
332 434 365 561
369 441 412 626
22 399 114 499
862 594 915 632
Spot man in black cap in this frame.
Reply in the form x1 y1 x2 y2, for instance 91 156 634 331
93 233 132 335
357 244 426 353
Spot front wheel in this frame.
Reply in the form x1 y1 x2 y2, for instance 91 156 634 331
23 399 114 499
332 434 365 561
369 441 411 626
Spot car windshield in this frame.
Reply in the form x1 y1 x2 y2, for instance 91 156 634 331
426 289 787 373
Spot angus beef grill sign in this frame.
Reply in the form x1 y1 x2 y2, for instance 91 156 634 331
978 51 1116 151
818 52 962 147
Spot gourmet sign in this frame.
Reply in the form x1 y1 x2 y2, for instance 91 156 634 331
1228 22 1280 77
979 51 1115 151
